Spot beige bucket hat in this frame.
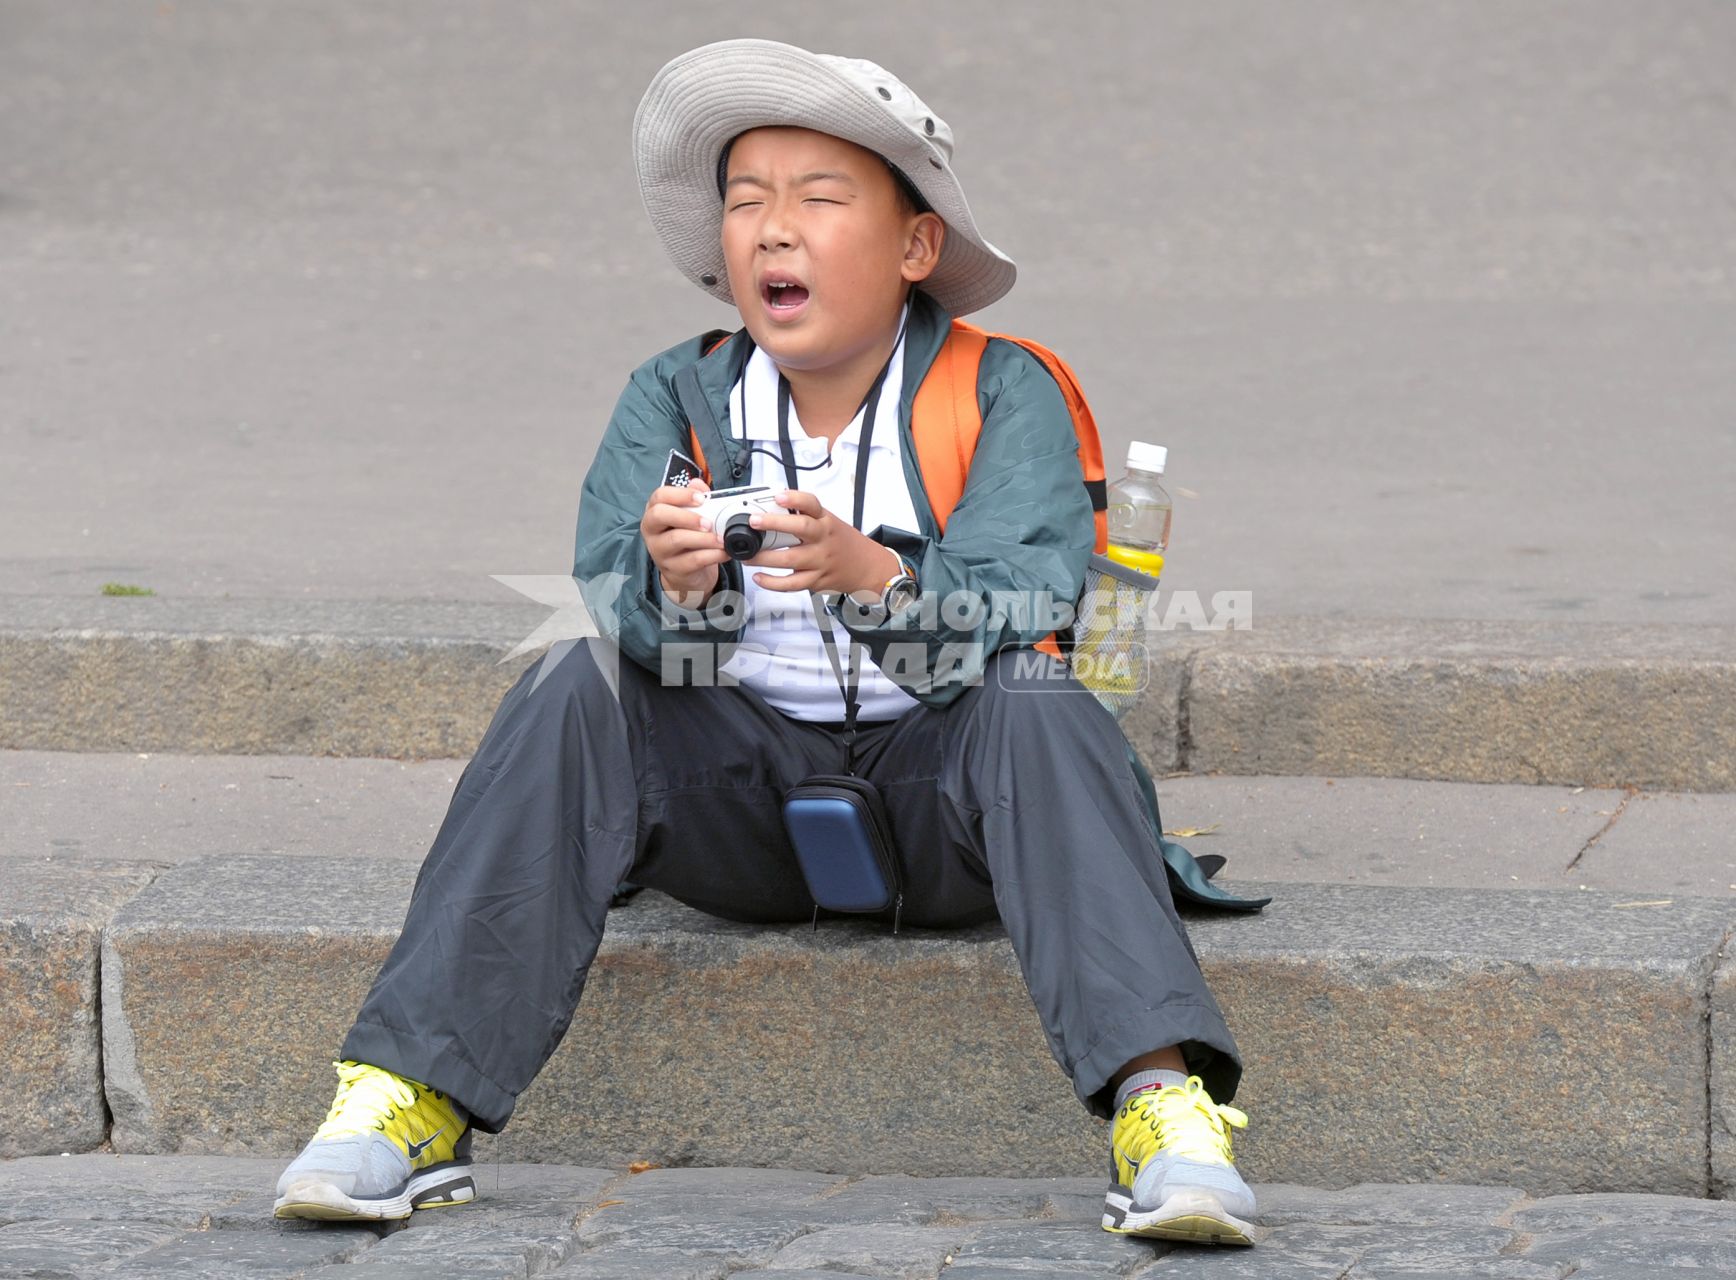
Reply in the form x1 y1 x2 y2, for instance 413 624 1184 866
632 38 1017 318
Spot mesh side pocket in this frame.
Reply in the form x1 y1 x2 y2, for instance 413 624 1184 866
1068 552 1159 722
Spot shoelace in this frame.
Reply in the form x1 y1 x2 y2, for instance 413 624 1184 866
1120 1075 1249 1165
312 1060 426 1141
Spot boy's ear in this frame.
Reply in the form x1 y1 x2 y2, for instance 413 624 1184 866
902 211 945 284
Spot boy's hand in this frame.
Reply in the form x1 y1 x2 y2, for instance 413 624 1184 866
742 488 903 602
641 481 726 608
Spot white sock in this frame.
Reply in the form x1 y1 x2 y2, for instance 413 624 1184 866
1113 1068 1190 1113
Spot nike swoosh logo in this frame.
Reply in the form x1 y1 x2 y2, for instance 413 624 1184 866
405 1128 444 1160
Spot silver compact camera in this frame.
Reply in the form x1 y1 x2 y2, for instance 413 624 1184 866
695 485 802 561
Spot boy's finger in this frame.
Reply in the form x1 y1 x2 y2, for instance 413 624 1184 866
742 544 802 569
772 488 820 516
751 568 815 592
649 484 705 507
647 502 715 534
746 509 810 535
664 550 729 577
657 527 725 550
653 534 728 567
659 542 729 569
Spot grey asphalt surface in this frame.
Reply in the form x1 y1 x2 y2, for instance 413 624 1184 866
3 1 1733 623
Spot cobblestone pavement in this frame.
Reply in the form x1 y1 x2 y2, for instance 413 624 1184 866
2 1156 1735 1278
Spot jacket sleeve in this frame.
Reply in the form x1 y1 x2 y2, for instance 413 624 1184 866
571 342 747 681
837 338 1096 708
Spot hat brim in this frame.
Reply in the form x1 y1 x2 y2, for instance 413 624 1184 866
633 38 1016 318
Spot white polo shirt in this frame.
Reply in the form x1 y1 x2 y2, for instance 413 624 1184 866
715 302 923 722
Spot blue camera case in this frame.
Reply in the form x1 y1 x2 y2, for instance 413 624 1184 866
782 775 903 930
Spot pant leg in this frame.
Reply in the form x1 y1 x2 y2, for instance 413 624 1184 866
853 646 1242 1118
340 634 833 1131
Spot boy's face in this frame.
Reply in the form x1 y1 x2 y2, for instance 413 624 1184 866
720 126 944 375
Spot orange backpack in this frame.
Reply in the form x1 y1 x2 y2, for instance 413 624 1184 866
683 320 1108 659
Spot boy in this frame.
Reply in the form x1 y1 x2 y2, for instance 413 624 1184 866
273 37 1257 1247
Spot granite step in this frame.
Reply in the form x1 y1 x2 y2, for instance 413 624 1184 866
22 852 1720 1199
7 748 1734 897
4 594 1734 788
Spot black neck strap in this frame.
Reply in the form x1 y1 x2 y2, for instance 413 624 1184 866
770 313 908 770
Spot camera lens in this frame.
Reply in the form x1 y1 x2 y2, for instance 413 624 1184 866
721 513 763 560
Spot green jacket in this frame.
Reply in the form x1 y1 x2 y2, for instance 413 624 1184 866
572 285 1093 705
571 284 1268 912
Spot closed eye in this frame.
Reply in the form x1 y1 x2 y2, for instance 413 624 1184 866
727 199 839 210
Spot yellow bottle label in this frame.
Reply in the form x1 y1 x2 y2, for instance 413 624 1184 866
1104 543 1165 578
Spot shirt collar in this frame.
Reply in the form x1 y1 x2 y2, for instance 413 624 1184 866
732 298 911 446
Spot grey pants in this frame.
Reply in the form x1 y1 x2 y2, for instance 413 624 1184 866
342 635 1240 1132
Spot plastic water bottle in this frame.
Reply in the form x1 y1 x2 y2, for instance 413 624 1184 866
1105 442 1172 578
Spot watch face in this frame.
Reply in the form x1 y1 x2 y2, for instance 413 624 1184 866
886 578 919 614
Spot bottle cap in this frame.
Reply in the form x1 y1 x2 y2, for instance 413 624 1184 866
1126 441 1168 474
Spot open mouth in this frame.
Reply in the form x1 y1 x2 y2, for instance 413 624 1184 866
763 281 812 312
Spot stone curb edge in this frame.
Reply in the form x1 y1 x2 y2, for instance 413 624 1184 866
3 595 1733 788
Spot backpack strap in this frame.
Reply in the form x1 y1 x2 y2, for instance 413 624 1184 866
675 330 740 487
909 320 990 537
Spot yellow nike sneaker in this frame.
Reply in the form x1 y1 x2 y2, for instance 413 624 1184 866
273 1060 475 1221
1101 1074 1256 1246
